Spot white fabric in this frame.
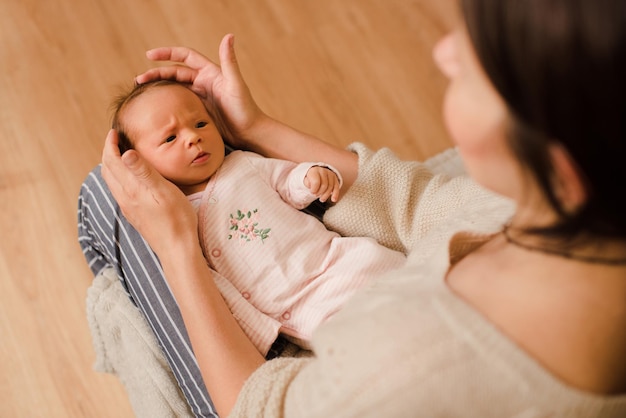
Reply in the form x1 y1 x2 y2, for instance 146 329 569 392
87 266 193 417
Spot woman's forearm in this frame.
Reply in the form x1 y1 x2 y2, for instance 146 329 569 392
242 114 359 195
159 242 265 417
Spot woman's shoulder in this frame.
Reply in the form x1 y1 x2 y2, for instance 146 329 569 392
448 233 626 397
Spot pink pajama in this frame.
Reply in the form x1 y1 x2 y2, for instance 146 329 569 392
189 151 405 353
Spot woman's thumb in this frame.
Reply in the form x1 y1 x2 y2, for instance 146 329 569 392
121 150 151 180
219 34 242 78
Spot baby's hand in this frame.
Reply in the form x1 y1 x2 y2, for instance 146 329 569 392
304 166 341 203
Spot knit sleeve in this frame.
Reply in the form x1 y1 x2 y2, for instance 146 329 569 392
322 143 496 254
227 357 311 417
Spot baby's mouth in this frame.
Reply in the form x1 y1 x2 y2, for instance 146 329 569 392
193 152 210 163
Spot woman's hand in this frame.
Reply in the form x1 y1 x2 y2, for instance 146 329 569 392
135 34 264 148
102 128 266 416
101 129 199 256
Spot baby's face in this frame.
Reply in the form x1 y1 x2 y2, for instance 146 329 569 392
122 84 225 195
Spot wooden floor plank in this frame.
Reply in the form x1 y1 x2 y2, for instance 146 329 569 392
0 1 454 416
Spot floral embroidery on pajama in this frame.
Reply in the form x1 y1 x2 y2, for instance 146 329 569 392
228 209 271 243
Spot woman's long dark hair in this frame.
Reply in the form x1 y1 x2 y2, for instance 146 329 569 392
461 0 626 240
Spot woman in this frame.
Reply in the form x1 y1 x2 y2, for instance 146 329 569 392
91 0 626 416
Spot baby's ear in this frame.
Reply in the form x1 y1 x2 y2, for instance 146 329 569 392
549 143 587 213
116 130 133 154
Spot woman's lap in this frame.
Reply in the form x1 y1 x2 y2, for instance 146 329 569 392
77 165 218 418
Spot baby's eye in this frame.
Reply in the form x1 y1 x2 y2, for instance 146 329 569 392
165 135 176 143
196 121 208 128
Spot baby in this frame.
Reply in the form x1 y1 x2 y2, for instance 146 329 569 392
111 80 406 352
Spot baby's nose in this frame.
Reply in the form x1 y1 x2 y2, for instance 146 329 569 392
185 132 202 146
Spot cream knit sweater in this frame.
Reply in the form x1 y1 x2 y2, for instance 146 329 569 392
229 144 626 417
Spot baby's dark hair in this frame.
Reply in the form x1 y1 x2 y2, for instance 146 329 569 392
110 79 186 154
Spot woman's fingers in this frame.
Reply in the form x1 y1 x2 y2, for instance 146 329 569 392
101 129 125 194
101 130 136 203
101 129 158 207
101 129 122 201
135 66 198 86
148 46 212 68
134 36 243 91
135 46 214 85
135 44 223 96
133 36 263 146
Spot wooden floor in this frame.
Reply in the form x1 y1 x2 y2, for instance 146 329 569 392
0 1 455 416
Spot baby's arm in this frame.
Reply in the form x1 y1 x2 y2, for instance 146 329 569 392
279 160 344 209
304 166 341 203
244 152 342 210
